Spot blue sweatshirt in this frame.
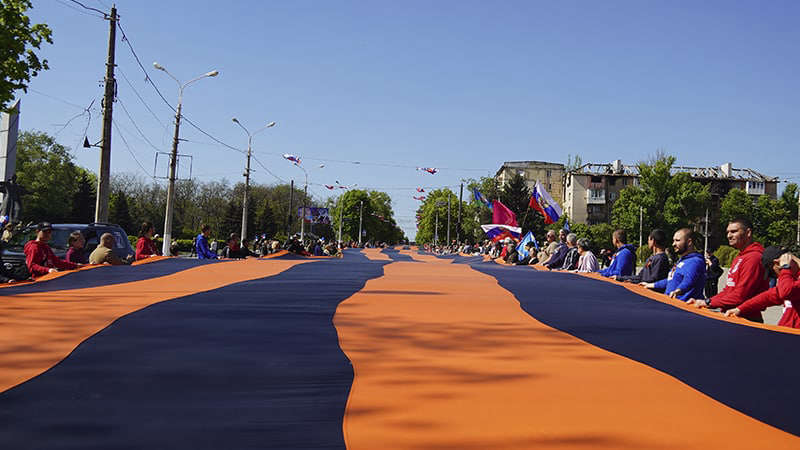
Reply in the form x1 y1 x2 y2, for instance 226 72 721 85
654 251 706 300
196 233 217 259
599 244 635 278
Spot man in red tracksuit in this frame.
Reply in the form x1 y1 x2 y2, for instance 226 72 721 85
726 249 800 328
688 218 768 322
24 222 79 277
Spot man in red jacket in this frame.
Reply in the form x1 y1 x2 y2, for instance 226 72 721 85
725 249 800 328
24 222 80 277
688 217 768 321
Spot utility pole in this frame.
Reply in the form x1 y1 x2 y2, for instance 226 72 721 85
300 177 308 241
161 99 182 255
95 5 117 223
287 180 294 236
338 195 344 245
435 208 439 245
457 183 463 244
358 200 364 245
638 206 643 248
704 207 709 254
241 135 252 240
447 193 451 244
796 189 799 246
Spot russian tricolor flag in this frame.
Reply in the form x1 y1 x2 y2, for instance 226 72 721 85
480 224 522 242
529 181 562 225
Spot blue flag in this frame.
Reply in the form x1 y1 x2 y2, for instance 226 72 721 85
517 231 536 258
473 188 493 211
564 218 570 232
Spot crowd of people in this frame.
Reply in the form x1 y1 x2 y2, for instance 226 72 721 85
9 215 800 329
6 220 358 284
427 217 800 329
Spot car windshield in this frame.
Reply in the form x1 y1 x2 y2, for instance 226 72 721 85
6 227 76 251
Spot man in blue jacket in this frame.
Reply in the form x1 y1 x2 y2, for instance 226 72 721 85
195 224 218 260
598 229 635 278
642 228 705 300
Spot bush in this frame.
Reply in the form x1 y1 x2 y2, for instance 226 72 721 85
636 245 653 265
714 245 740 268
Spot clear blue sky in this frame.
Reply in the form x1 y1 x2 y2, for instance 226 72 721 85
19 0 800 239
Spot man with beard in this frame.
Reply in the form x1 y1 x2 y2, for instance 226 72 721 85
687 217 768 321
641 228 705 301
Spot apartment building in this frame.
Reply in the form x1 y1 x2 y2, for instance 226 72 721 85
495 161 566 206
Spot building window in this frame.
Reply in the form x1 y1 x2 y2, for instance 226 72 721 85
548 183 552 191
546 169 552 178
591 176 602 183
609 192 618 201
622 178 628 186
608 178 617 186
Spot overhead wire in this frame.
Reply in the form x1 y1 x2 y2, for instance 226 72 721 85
116 96 165 153
117 68 168 130
57 0 106 18
111 120 153 178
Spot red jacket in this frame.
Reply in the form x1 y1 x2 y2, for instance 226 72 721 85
24 240 79 277
135 236 159 260
738 269 800 329
709 242 768 322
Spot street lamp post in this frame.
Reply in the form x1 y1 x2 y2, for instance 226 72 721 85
358 200 364 245
232 118 275 240
153 62 218 256
447 193 451 244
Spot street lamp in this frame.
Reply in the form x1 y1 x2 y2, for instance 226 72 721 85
153 62 218 256
232 118 275 240
287 161 324 241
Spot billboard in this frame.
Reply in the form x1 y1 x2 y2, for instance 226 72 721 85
297 207 331 224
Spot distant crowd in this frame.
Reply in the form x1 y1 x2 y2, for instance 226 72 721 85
1 219 363 284
427 217 800 329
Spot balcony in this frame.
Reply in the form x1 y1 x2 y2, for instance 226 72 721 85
586 189 605 204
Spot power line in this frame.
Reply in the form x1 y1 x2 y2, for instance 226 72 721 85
117 68 168 129
111 120 153 177
28 88 87 110
65 0 107 16
116 96 164 152
56 0 106 18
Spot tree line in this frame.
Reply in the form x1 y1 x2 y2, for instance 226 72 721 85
14 131 406 243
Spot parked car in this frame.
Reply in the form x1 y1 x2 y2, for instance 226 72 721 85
1 223 135 271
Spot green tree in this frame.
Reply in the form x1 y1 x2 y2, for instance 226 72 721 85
1 0 52 110
15 131 83 223
414 189 461 244
612 155 710 244
330 189 403 244
108 190 133 234
70 171 96 223
720 188 754 226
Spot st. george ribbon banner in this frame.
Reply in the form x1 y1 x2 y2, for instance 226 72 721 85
298 207 331 224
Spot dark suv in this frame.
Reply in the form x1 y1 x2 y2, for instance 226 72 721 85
1 223 135 271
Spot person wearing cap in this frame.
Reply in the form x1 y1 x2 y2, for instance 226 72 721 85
687 217 768 321
24 222 80 277
725 248 800 328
